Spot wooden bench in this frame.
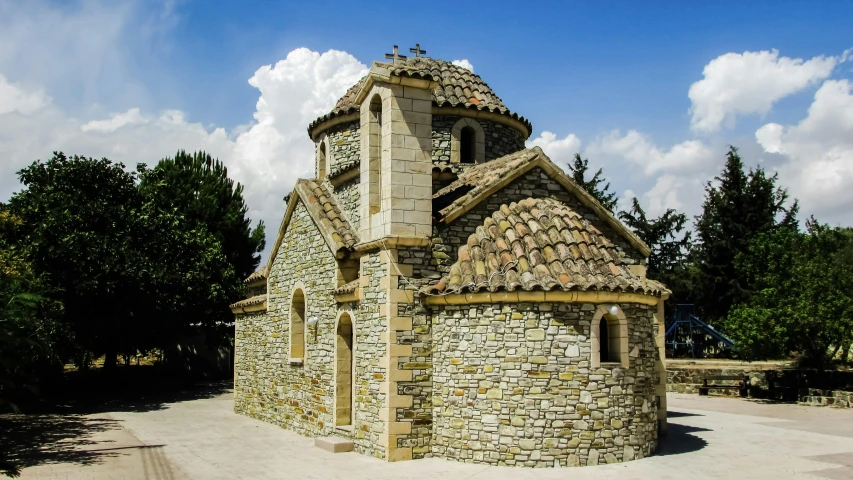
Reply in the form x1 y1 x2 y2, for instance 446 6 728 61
698 375 748 397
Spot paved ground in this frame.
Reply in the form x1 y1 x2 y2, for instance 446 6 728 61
7 387 853 480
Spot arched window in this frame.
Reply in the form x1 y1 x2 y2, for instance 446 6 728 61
599 317 611 362
460 126 475 164
335 313 354 427
368 94 382 215
592 305 628 368
450 118 485 164
318 140 327 179
290 288 305 363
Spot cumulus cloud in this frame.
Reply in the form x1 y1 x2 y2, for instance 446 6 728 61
0 47 368 260
756 79 853 223
689 49 837 133
526 131 581 166
0 74 48 115
588 129 715 175
451 59 474 73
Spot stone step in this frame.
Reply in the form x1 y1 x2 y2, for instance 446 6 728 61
315 436 354 453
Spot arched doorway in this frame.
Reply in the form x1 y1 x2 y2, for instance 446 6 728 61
336 313 353 427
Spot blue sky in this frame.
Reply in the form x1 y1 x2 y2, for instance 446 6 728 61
1 0 852 260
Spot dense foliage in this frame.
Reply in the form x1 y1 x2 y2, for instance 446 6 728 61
727 220 853 366
0 208 63 414
5 151 260 373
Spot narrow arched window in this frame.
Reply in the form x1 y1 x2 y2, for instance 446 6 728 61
599 317 611 362
460 126 475 164
318 141 327 179
368 94 382 215
290 289 305 363
592 305 628 368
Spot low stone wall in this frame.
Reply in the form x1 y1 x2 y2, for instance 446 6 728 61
666 361 853 403
799 389 852 408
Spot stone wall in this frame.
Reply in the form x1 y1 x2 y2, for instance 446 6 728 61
351 252 389 458
325 120 361 177
430 302 659 467
667 364 853 401
234 201 339 436
430 167 646 281
432 115 526 166
332 177 360 231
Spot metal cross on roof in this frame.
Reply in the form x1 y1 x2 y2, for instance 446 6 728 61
384 45 407 63
409 44 426 58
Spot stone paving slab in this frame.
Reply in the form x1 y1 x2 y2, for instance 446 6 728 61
11 391 853 479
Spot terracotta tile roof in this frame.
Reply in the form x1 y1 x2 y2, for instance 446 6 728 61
432 147 652 258
424 198 664 296
293 179 359 253
229 294 266 309
433 149 540 217
309 58 531 134
333 279 359 295
244 266 268 284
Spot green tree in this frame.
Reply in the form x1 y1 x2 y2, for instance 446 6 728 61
693 146 797 324
728 219 853 367
618 197 694 307
139 151 265 281
567 153 618 212
10 153 144 370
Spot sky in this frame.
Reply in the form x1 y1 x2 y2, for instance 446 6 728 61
1 0 852 262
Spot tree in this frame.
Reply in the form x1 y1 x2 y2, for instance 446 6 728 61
567 153 618 212
10 153 144 370
138 151 265 282
693 146 797 325
10 152 258 370
618 197 693 307
728 219 853 367
0 206 64 412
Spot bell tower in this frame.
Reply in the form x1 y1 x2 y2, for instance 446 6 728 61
357 46 435 243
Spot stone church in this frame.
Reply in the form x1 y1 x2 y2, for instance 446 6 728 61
231 46 670 468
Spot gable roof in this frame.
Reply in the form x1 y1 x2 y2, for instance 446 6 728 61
266 179 359 271
433 147 651 258
424 197 664 296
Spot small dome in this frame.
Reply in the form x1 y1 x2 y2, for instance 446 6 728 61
309 57 531 134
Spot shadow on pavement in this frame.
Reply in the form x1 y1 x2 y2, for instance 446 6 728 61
658 422 711 456
0 380 232 473
0 413 123 470
71 380 233 414
667 410 704 418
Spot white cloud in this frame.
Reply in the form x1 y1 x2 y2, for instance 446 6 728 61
588 129 714 175
756 79 853 223
689 49 837 133
451 59 474 73
526 131 581 166
0 74 48 115
81 107 147 133
0 47 368 260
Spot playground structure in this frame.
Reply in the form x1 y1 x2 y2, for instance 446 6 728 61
665 304 734 358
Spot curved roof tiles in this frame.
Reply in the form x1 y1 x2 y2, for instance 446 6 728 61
424 197 665 296
309 57 531 134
